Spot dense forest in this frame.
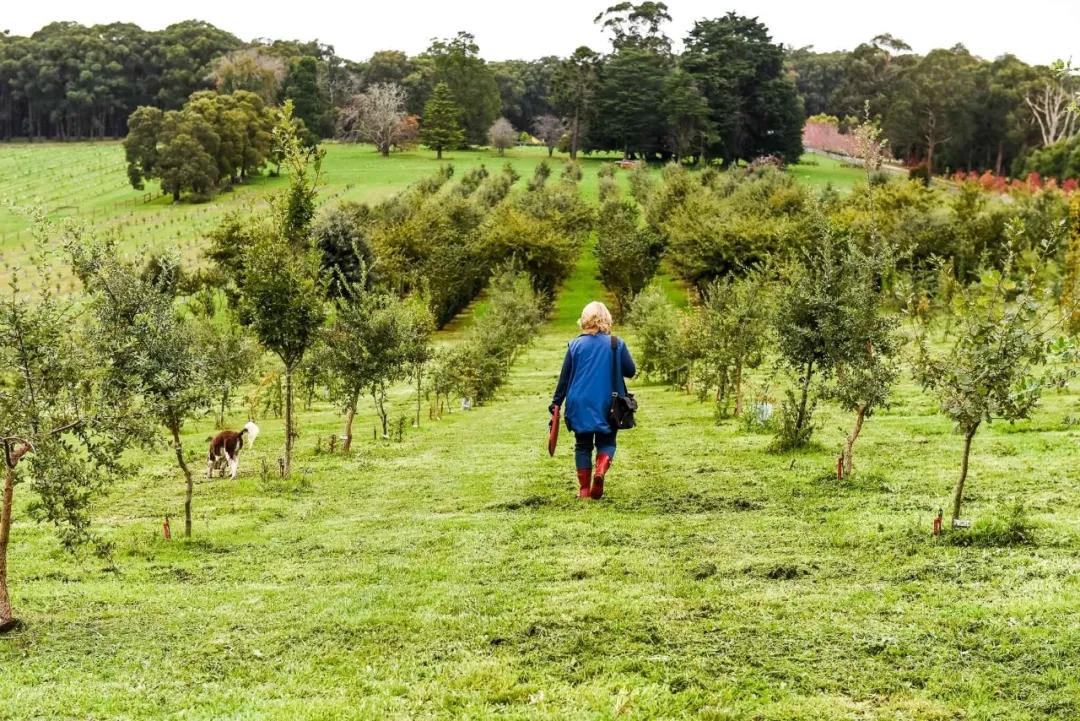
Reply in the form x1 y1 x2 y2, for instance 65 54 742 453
789 38 1075 176
0 7 1075 176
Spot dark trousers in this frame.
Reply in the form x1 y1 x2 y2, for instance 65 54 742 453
574 430 617 470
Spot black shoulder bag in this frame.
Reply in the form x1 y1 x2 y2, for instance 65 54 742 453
608 335 638 430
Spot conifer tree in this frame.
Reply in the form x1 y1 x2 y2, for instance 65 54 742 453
420 82 465 159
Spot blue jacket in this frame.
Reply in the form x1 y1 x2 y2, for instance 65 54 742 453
552 333 637 433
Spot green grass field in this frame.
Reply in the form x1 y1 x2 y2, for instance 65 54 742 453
5 144 1075 720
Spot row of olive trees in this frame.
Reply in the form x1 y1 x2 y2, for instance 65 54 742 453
429 269 547 413
628 186 1077 526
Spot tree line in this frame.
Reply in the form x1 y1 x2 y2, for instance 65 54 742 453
0 21 343 141
3 5 807 166
790 39 1080 178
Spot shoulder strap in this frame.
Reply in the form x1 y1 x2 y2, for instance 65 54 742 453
610 334 620 397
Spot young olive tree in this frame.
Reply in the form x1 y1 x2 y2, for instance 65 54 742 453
594 197 665 319
239 231 325 473
324 278 433 449
916 222 1073 523
1 273 141 629
235 105 328 474
822 247 901 478
694 269 773 416
773 248 839 450
199 318 260 428
67 237 213 538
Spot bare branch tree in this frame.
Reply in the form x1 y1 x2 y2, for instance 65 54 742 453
488 117 517 156
532 114 566 157
1025 62 1080 147
340 82 408 157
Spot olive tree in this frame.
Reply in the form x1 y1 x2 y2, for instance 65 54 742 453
239 231 325 473
594 197 664 319
693 269 773 416
916 222 1073 523
822 247 900 478
67 236 212 538
1 270 141 630
772 243 839 450
235 105 328 474
324 278 433 449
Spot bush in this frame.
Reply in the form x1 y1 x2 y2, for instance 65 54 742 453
312 202 377 295
627 284 686 385
594 199 664 318
768 389 817 452
431 269 545 405
908 162 931 186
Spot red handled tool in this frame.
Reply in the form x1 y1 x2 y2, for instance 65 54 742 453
548 406 560 456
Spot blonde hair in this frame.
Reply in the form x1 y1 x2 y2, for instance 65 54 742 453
578 301 613 335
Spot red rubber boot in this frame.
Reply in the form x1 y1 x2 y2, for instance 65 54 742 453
591 454 612 499
576 468 592 499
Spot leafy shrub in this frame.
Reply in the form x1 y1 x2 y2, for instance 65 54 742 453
908 162 931 185
945 504 1036 547
594 199 664 318
768 389 817 452
627 284 686 386
431 269 545 405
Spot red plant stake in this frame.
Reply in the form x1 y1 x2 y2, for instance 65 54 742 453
932 509 943 537
163 516 172 541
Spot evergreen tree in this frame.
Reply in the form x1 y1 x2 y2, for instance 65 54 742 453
420 82 465 159
282 55 330 142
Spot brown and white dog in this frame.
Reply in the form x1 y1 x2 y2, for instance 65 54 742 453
207 421 260 479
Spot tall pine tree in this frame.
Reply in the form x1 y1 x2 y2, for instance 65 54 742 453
420 82 465 159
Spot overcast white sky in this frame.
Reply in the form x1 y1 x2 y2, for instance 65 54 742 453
4 1 1078 66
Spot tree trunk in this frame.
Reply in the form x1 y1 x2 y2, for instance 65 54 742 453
994 141 1004 177
373 383 389 438
547 146 554 158
952 426 978 523
841 405 867 479
436 147 443 160
343 392 358 452
795 359 814 436
415 366 423 428
0 466 14 627
170 422 195 538
733 358 745 417
284 367 294 476
570 108 580 160
218 389 229 428
172 188 180 202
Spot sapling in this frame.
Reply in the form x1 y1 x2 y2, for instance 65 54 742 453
1 252 141 628
235 107 328 474
323 274 433 448
822 245 901 478
67 234 212 537
916 221 1076 523
772 232 842 450
694 268 773 416
594 197 665 319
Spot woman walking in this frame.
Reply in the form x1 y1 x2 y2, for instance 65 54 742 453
550 301 636 499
